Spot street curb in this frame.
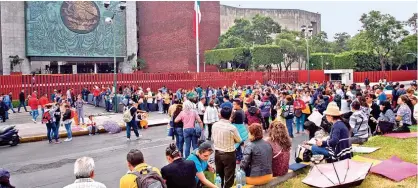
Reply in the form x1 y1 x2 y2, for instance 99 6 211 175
19 122 167 143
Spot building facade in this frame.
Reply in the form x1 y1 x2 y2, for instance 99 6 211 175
220 5 321 35
0 2 321 75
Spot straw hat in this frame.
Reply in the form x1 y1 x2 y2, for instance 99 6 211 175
323 102 342 116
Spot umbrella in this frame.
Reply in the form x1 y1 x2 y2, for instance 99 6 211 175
302 159 373 188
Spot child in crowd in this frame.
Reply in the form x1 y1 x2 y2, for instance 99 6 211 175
86 115 98 136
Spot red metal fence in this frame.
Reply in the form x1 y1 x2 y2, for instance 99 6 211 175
353 70 417 83
1 70 416 99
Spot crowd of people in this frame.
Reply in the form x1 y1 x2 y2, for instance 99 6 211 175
1 78 418 188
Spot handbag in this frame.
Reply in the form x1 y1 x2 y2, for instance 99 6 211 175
167 125 174 137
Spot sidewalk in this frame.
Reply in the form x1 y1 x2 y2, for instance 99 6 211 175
1 104 170 143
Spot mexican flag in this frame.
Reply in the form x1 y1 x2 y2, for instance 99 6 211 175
193 1 201 37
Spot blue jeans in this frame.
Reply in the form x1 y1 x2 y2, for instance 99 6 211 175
64 122 72 139
295 114 305 132
311 145 330 156
157 100 163 112
76 108 84 124
7 103 15 113
105 100 111 112
285 118 294 138
31 110 39 121
51 120 60 139
17 101 27 112
174 128 184 156
126 119 139 138
41 108 45 119
183 128 198 159
46 122 58 142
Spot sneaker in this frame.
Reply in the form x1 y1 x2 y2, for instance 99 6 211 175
64 138 72 142
89 134 92 136
127 138 131 141
49 141 53 144
32 119 36 123
136 135 143 140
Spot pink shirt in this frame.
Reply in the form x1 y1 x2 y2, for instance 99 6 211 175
175 111 200 129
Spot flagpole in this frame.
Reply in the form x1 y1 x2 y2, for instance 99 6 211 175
195 1 200 73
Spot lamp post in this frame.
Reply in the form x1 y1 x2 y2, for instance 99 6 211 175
301 25 313 83
104 1 126 113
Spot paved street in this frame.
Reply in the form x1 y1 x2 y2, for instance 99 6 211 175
2 104 170 138
0 123 306 188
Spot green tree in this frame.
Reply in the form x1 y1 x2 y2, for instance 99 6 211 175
360 10 409 70
310 31 333 53
347 31 373 52
275 31 306 70
217 15 281 48
333 32 351 53
406 13 417 33
391 34 417 70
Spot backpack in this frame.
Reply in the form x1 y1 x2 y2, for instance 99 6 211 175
123 107 133 122
130 166 166 188
42 111 52 124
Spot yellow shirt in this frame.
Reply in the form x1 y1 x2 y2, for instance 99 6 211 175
119 163 162 188
163 94 171 104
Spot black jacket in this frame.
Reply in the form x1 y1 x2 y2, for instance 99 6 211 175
161 158 197 188
62 109 71 121
19 92 25 102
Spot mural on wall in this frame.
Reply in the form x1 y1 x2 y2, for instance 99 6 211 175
26 1 127 57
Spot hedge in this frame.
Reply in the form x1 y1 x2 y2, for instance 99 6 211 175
310 53 335 70
204 48 248 65
251 45 283 67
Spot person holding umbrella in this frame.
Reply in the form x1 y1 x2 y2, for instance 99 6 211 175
311 102 351 161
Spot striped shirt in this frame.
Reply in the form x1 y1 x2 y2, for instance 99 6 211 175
212 119 241 152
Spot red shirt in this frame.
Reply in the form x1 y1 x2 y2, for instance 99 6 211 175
28 97 39 110
93 89 100 97
293 99 306 110
39 97 49 107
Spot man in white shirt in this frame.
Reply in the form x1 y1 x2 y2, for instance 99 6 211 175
197 96 206 122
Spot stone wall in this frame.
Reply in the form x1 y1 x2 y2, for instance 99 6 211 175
122 1 138 73
220 5 321 35
137 1 219 73
0 1 30 75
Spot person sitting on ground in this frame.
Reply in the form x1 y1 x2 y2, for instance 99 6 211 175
186 142 217 188
265 121 291 177
349 101 370 145
0 168 14 188
374 101 396 135
64 157 106 188
162 143 197 188
310 102 351 161
394 95 412 133
120 149 164 188
87 115 98 136
241 123 273 185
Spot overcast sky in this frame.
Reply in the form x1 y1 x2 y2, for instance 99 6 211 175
221 1 417 40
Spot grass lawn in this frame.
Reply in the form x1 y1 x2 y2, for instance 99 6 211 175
281 134 417 188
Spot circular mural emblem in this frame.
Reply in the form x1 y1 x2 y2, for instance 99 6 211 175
60 1 100 34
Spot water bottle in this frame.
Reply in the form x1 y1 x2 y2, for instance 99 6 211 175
240 169 246 186
235 170 242 188
215 174 222 188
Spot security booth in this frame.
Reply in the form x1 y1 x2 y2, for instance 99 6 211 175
324 69 354 85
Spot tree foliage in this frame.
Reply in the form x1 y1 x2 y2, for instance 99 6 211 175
406 13 417 33
217 15 281 49
391 34 418 70
275 31 306 70
333 32 351 53
204 48 251 70
310 53 335 70
360 10 409 70
252 45 283 70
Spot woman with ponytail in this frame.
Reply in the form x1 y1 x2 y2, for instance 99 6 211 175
161 143 197 188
